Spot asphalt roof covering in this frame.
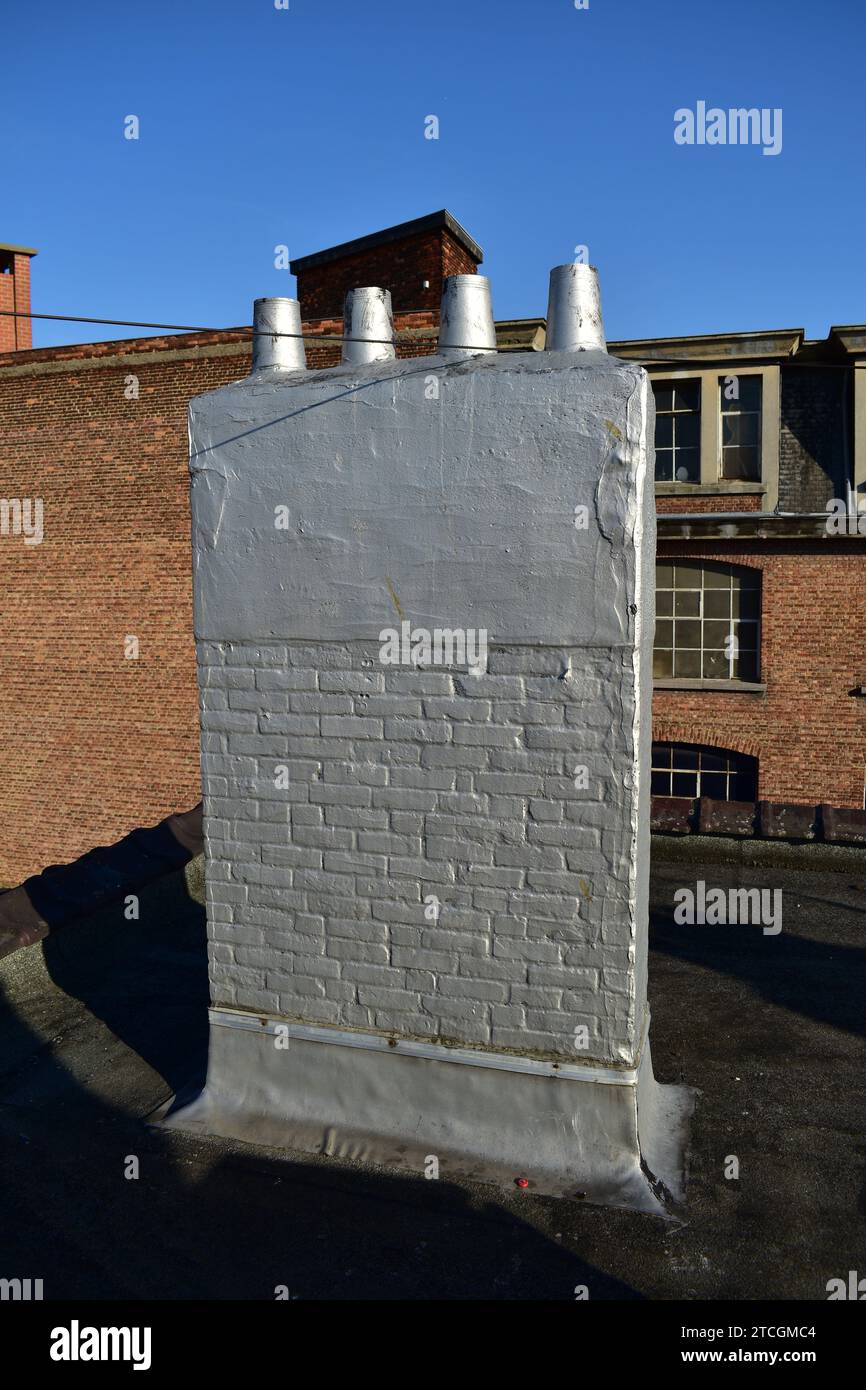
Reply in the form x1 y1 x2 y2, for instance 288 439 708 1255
0 849 864 1299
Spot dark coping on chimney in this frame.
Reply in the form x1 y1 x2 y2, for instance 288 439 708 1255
289 210 483 276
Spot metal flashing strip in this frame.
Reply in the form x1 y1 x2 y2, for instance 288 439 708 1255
208 1007 640 1086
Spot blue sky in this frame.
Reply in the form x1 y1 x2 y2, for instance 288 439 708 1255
3 0 864 347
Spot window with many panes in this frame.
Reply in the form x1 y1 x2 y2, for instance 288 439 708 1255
654 561 760 681
651 743 757 801
653 380 700 483
720 374 761 480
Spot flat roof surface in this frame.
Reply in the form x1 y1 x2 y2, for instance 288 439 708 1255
1 844 863 1299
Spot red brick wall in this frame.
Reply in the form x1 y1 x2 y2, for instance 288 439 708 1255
0 306 450 883
653 541 866 806
296 228 477 320
0 335 247 882
0 273 14 351
779 367 848 511
657 493 764 514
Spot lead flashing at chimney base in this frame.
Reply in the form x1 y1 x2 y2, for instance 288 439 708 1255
170 282 694 1213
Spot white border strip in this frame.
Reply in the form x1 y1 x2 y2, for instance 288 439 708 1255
209 1007 639 1086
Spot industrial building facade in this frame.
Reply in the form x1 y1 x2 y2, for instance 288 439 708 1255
624 325 866 821
0 215 863 882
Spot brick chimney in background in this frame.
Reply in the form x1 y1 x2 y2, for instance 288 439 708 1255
0 244 38 352
290 210 482 365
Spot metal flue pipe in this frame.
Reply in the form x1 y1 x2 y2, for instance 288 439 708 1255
545 264 606 352
438 275 497 358
342 287 396 365
251 297 307 373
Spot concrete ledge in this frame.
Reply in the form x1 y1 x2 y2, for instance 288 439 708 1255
821 804 866 845
759 800 818 840
652 830 866 872
653 679 766 693
698 796 756 837
651 796 866 848
158 1007 695 1216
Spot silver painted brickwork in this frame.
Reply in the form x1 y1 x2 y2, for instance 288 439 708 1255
191 348 654 1068
201 640 640 1061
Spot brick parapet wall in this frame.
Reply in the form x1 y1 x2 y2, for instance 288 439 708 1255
0 327 249 372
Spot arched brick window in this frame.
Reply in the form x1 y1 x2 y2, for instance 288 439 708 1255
654 561 760 681
651 742 757 801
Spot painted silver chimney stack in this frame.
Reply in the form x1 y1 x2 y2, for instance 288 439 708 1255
438 274 497 358
251 297 306 373
545 264 606 352
342 287 396 366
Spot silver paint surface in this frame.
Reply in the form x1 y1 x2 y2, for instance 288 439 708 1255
438 274 497 358
178 342 692 1208
251 297 306 374
189 349 648 646
342 286 395 366
545 264 607 353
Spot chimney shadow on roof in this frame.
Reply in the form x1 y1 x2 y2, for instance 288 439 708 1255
0 932 641 1299
40 862 210 1103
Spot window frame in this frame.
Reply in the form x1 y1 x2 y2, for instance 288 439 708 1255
651 741 758 802
652 378 702 485
719 373 763 482
653 560 763 688
649 364 780 509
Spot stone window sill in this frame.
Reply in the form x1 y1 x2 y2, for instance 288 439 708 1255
655 482 767 496
653 678 767 693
